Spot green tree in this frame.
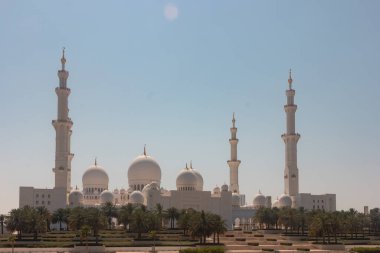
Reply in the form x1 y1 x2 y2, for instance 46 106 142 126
166 207 179 229
68 207 85 231
84 207 107 240
177 209 193 235
52 208 70 231
0 214 5 235
101 202 117 229
118 203 134 231
130 207 149 239
36 206 51 232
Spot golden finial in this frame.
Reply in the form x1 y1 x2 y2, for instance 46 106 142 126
61 47 66 70
143 144 147 156
288 69 293 89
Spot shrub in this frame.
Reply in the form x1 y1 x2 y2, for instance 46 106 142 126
262 248 274 251
297 248 310 251
266 238 277 241
350 247 380 253
243 231 252 234
225 234 234 237
235 238 246 241
248 242 259 246
179 246 224 253
254 234 264 237
280 242 292 246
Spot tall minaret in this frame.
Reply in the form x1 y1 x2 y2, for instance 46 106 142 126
227 113 241 193
282 70 300 196
52 48 74 197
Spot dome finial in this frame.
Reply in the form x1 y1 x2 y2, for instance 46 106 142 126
232 112 236 128
61 47 66 70
288 69 293 89
185 162 188 169
143 144 147 156
95 157 97 166
190 160 193 169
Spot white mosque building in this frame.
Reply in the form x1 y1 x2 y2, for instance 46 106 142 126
19 51 336 229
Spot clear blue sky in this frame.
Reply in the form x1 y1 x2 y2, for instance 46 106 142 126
0 0 379 214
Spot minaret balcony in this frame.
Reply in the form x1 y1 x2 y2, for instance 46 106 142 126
281 133 301 142
284 105 297 112
55 87 71 95
52 119 74 128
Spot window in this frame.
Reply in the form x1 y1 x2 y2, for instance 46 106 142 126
48 201 50 205
313 200 315 203
42 194 45 198
48 194 50 198
322 200 324 203
42 201 45 205
36 194 39 198
36 201 39 204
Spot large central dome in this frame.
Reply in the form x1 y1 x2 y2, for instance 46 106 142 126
128 148 161 191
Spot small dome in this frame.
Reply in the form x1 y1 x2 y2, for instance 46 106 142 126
272 198 280 208
69 188 84 207
113 188 119 194
129 191 145 205
232 193 240 207
128 151 161 189
82 163 109 189
190 165 204 191
253 190 266 209
176 166 197 191
213 186 221 195
120 188 126 194
279 194 292 208
221 184 229 192
100 190 114 204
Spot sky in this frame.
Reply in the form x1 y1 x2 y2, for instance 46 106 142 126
0 0 379 214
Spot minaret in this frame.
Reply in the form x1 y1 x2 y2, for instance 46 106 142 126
52 48 74 197
227 113 241 193
281 70 300 196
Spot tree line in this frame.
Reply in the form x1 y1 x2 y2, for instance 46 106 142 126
254 207 380 244
3 203 227 244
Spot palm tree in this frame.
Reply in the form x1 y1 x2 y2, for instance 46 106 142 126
130 208 148 239
52 208 70 231
6 208 24 239
101 202 117 229
0 214 5 235
118 203 134 231
177 209 192 235
155 203 164 229
347 208 359 239
166 207 179 229
84 207 107 242
8 235 15 253
68 207 85 231
80 225 90 253
36 206 51 232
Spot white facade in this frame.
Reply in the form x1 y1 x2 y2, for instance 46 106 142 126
295 193 336 212
19 53 336 228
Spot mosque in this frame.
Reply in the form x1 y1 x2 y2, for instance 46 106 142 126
19 51 336 229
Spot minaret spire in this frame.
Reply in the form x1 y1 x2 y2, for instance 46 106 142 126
288 69 293 89
61 47 66 70
52 49 74 201
282 70 300 197
227 113 241 193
